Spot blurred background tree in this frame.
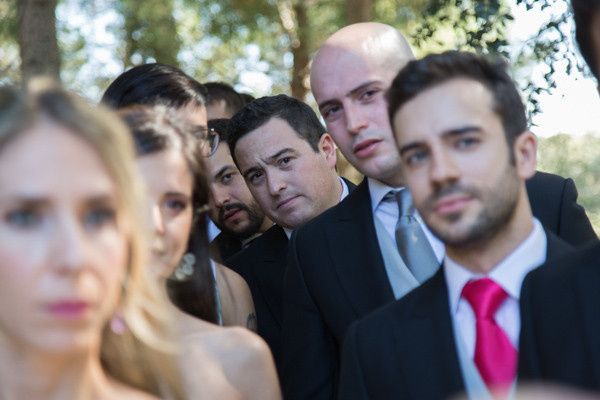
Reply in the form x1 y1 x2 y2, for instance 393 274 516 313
2 0 598 233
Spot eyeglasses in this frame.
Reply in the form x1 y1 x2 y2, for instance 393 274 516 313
193 126 220 156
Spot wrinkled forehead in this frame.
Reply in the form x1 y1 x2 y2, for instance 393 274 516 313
311 46 393 102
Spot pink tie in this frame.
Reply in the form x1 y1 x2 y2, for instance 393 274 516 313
461 278 517 395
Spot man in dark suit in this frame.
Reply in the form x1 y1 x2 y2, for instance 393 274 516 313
225 94 354 373
283 23 596 400
206 118 272 262
338 50 574 400
518 0 600 391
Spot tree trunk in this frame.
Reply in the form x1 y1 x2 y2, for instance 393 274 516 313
290 2 309 101
345 0 372 24
17 0 60 83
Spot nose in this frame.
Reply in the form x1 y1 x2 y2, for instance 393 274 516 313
211 184 230 208
345 103 368 135
266 170 287 196
53 216 88 273
150 203 165 235
429 148 460 186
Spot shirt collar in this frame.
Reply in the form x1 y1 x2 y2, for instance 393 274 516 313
367 177 404 212
283 176 350 239
444 218 547 314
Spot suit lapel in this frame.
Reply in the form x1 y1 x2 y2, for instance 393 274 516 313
544 230 573 262
326 179 395 316
393 269 465 399
251 225 289 327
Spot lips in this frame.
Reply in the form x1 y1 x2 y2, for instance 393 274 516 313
276 195 300 210
353 139 381 158
223 207 243 221
46 301 90 319
433 194 473 216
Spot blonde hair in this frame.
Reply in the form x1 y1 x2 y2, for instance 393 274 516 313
0 79 185 399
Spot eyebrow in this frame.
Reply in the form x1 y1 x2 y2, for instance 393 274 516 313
215 165 236 180
398 126 482 157
317 80 380 111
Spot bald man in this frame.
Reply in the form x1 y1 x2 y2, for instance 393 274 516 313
282 22 596 400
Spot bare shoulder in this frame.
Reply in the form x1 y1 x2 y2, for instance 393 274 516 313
197 327 281 400
106 378 161 400
215 263 256 330
215 263 251 297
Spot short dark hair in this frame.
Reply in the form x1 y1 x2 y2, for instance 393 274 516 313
387 51 527 148
572 0 600 80
227 94 326 160
207 118 230 142
203 81 245 116
101 63 207 109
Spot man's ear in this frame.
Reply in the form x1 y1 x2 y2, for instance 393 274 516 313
318 133 338 168
513 130 537 180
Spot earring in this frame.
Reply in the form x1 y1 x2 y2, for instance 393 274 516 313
174 252 196 281
110 312 127 335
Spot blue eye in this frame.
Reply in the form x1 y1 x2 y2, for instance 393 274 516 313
164 199 185 210
404 149 429 167
84 207 116 229
6 209 41 228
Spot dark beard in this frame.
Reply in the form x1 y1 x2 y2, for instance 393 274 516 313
217 202 265 239
423 167 520 248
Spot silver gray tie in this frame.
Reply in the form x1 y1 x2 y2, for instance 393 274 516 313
393 189 439 283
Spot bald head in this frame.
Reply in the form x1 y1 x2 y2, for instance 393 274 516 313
309 23 414 186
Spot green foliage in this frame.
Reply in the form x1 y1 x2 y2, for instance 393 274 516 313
119 0 181 67
0 0 20 83
538 134 600 233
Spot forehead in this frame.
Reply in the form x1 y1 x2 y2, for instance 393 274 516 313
136 147 192 192
311 47 392 103
393 79 499 141
235 117 311 163
179 103 207 127
207 142 234 172
0 121 115 198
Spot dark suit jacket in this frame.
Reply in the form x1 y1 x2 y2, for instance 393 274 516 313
226 224 288 371
338 233 572 400
227 178 356 375
519 242 600 392
209 232 243 263
526 171 597 246
282 171 594 400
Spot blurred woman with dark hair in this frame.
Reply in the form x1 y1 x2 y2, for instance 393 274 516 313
119 104 280 399
102 63 255 328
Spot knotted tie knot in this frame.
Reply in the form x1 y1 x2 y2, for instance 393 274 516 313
461 277 508 320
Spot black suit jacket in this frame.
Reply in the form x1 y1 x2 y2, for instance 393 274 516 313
519 242 600 392
209 232 243 263
226 224 288 370
526 171 596 246
338 233 572 400
227 178 356 375
282 172 594 400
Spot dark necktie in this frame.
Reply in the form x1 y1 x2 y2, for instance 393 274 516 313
392 189 439 283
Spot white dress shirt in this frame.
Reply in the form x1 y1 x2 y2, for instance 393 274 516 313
368 178 445 263
283 176 350 239
444 219 547 358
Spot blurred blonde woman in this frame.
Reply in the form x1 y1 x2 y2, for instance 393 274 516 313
0 81 184 399
120 104 281 400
